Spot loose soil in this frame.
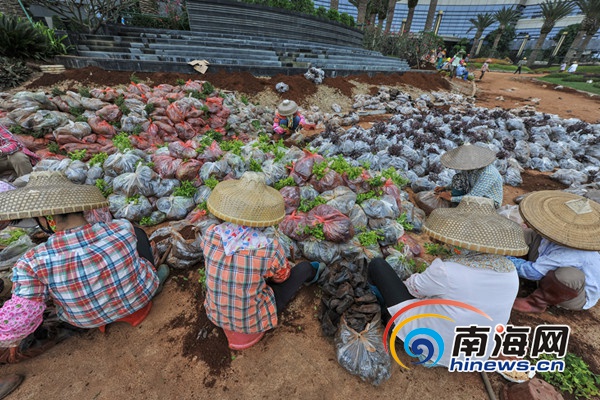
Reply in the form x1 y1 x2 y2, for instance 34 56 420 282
4 66 600 400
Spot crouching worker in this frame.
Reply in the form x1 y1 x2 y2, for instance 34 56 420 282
435 143 503 209
368 196 526 367
0 171 169 363
202 172 323 350
509 191 600 313
272 100 315 142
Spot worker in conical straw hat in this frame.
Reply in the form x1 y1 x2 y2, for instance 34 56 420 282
509 190 600 313
368 196 527 367
0 171 168 363
202 172 324 350
272 99 308 141
435 143 503 209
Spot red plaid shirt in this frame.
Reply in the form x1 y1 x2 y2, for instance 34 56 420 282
0 124 40 164
12 220 159 328
202 225 291 333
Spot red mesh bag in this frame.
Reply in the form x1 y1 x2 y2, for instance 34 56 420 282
292 149 325 182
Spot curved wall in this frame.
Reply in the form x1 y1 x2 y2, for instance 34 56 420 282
187 0 364 47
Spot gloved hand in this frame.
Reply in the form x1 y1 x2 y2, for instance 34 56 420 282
434 186 445 193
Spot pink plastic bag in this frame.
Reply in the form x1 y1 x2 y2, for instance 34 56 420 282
280 210 310 241
292 150 325 182
306 204 354 243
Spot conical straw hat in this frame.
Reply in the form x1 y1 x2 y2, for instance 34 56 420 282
441 143 497 170
423 196 528 256
0 171 108 220
519 190 600 251
277 100 298 116
207 172 285 228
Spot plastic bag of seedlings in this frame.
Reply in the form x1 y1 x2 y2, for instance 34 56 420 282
550 169 588 186
310 169 344 194
321 186 356 215
280 186 300 215
222 152 246 178
143 211 167 227
361 195 400 219
197 141 223 163
340 237 382 263
112 165 161 197
413 191 450 216
154 179 179 198
300 185 319 201
108 194 153 222
348 204 368 232
505 167 523 187
292 149 325 182
156 196 196 220
335 313 392 386
151 221 204 270
280 210 310 241
301 239 340 264
193 185 212 205
307 205 354 243
104 151 144 177
280 146 305 165
176 159 203 182
200 160 230 181
369 219 404 246
385 250 414 281
85 165 104 185
262 160 288 186
64 160 88 184
264 227 301 260
0 234 36 271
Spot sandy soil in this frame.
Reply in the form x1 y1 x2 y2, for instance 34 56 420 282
2 67 599 400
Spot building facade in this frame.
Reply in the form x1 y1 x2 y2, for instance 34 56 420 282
314 0 599 56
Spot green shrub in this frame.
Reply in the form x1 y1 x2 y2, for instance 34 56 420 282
68 149 87 160
173 180 197 198
112 132 133 152
89 152 108 167
315 6 327 18
0 14 48 59
562 74 587 82
0 56 31 89
339 13 355 27
537 353 600 399
326 8 341 22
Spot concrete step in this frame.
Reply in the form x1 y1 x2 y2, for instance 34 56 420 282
75 51 282 66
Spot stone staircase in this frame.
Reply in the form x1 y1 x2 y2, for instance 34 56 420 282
56 25 410 77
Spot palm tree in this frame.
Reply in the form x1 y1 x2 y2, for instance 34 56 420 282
489 6 521 57
330 0 340 11
350 0 370 26
563 0 600 64
467 13 495 56
527 0 575 67
384 0 397 33
404 0 419 33
424 0 438 31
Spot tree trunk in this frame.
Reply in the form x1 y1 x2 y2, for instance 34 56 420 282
424 0 438 31
356 0 369 27
369 13 377 27
489 26 504 58
139 0 158 15
469 30 483 56
405 6 416 33
577 30 599 59
384 0 396 34
562 29 585 64
330 0 339 11
527 32 548 67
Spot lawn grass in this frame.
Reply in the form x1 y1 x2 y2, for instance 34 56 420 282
537 76 600 95
533 65 600 74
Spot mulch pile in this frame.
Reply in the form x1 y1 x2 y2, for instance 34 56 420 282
26 67 450 106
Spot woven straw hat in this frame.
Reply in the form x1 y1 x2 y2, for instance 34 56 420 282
277 100 298 116
207 172 285 228
0 171 108 220
423 196 528 256
441 143 497 170
519 190 600 250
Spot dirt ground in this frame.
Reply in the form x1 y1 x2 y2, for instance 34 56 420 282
3 67 600 400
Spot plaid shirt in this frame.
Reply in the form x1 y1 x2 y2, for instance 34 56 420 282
202 224 291 333
451 164 504 208
12 219 159 328
0 124 40 164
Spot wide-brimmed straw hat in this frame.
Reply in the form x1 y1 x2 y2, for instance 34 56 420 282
519 191 600 251
207 172 285 228
441 143 497 170
423 196 528 256
277 100 298 116
0 171 108 220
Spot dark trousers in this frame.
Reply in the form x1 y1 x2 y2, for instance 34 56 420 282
367 258 415 309
133 225 155 265
268 261 315 312
514 66 522 74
